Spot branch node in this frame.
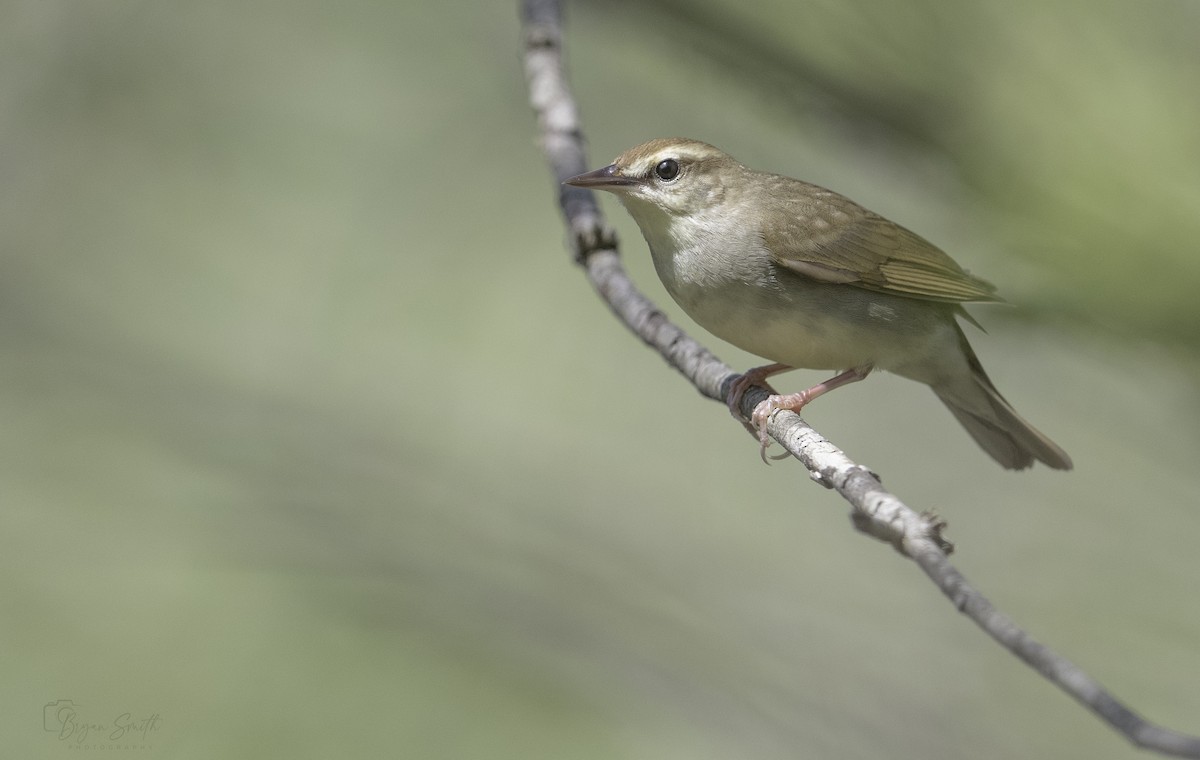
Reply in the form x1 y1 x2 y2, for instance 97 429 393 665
921 511 953 555
524 24 559 50
569 215 618 263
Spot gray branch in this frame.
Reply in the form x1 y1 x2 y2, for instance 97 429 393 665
519 0 1200 756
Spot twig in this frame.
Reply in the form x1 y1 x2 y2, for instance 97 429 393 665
519 0 1200 756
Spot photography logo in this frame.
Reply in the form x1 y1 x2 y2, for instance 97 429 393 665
43 699 161 748
43 700 82 735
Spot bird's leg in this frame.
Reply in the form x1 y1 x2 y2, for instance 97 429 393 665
751 365 874 462
727 363 793 421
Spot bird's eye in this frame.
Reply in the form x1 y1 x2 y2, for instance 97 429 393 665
654 159 680 181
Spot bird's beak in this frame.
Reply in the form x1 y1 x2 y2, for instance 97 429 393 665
563 164 637 189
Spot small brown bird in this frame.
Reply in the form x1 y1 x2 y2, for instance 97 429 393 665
566 138 1071 470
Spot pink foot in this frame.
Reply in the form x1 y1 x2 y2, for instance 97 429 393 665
751 391 815 462
748 365 874 463
727 363 792 420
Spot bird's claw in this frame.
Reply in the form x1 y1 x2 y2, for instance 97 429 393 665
750 393 811 464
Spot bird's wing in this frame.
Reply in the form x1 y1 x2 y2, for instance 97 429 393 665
762 183 1001 304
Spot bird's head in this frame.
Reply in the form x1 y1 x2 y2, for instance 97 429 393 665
565 138 742 219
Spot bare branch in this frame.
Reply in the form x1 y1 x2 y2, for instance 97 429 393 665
519 1 1200 756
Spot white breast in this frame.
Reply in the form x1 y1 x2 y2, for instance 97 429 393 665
624 198 949 373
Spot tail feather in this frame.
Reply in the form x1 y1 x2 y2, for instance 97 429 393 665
933 329 1072 471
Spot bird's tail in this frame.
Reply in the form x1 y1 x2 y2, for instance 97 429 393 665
932 329 1072 471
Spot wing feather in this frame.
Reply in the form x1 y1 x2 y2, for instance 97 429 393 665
759 178 1000 303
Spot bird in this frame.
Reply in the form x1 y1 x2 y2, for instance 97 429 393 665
565 138 1071 470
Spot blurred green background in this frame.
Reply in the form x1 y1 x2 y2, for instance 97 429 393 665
3 0 1199 757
